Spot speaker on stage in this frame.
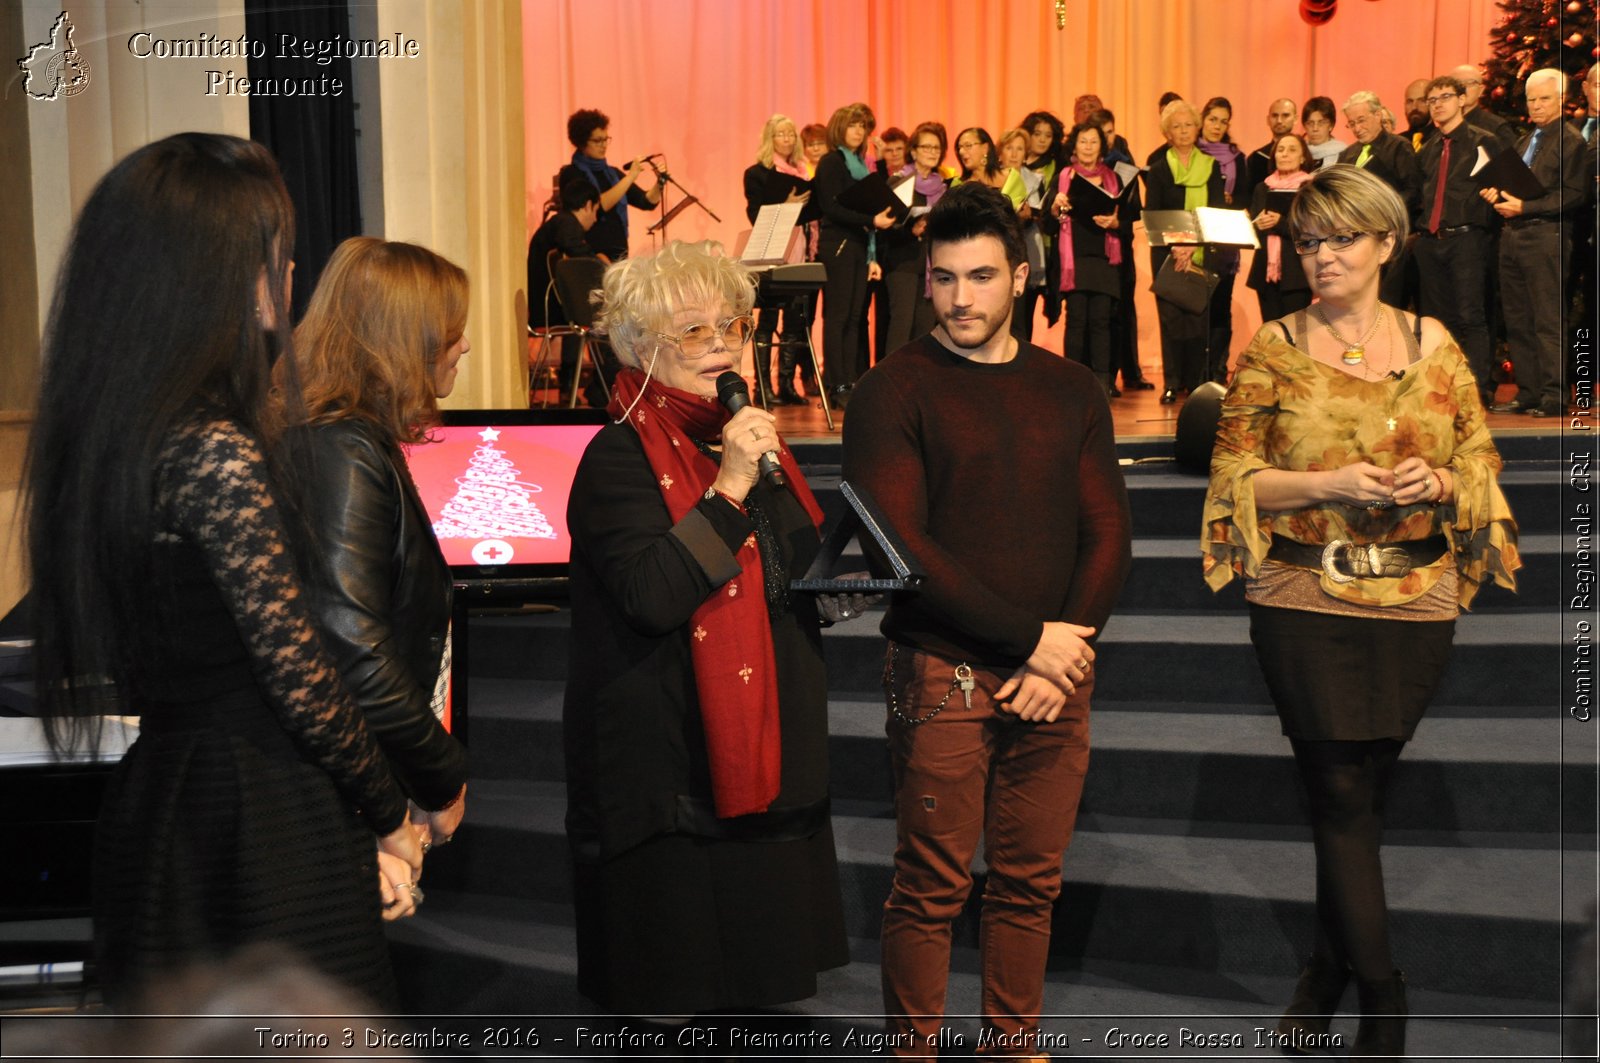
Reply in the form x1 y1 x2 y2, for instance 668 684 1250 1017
1173 381 1227 474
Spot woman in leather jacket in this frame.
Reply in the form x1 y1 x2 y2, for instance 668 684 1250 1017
287 237 471 921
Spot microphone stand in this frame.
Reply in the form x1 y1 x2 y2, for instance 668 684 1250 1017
646 162 721 242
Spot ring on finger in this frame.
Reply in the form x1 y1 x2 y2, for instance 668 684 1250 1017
407 883 425 905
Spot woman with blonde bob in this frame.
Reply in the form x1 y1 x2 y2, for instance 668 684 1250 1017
1203 166 1518 1059
286 237 472 922
562 240 852 1017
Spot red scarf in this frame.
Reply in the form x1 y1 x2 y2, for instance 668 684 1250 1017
607 367 825 817
1263 169 1314 282
1056 161 1123 292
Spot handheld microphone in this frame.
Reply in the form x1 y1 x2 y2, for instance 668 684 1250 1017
714 371 786 489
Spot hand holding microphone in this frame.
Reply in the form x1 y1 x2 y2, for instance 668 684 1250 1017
714 371 785 496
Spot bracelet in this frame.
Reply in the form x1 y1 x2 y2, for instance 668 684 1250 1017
703 485 746 514
1431 469 1447 504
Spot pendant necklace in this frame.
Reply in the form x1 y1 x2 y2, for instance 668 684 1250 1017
1315 304 1385 365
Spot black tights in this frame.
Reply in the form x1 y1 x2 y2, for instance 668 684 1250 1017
1289 737 1405 982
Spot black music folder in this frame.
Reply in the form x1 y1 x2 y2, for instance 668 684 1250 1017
1264 189 1298 218
1065 171 1136 215
1470 144 1546 201
836 171 912 222
791 481 923 593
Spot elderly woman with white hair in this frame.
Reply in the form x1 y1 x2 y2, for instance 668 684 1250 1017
1144 98 1226 403
562 240 849 1018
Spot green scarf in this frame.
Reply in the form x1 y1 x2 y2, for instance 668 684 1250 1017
1166 147 1215 266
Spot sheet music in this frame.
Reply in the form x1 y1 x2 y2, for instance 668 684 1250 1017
1470 144 1492 176
1194 206 1260 249
741 202 805 264
1113 161 1142 188
1018 166 1047 209
891 173 916 209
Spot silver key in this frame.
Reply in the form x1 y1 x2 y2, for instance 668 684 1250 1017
955 664 975 709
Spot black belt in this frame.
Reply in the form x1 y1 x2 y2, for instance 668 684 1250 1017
1503 215 1558 229
1267 535 1449 583
1421 224 1483 239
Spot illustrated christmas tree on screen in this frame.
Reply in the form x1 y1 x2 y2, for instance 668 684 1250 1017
432 427 556 564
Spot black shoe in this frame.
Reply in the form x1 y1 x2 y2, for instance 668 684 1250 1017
1527 406 1555 418
1278 955 1350 1053
1129 379 1156 390
1489 400 1531 413
773 388 804 406
1352 970 1408 1063
1159 389 1178 405
829 384 853 410
1108 384 1122 398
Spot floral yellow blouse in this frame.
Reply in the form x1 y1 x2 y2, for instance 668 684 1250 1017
1202 321 1520 609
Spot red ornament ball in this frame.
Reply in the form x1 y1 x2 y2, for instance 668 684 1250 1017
1548 16 1560 26
1506 32 1518 42
1570 31 1587 46
1492 85 1506 98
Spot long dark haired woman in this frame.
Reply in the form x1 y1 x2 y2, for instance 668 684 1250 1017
25 133 421 1007
287 238 473 918
1016 109 1066 338
1204 166 1518 1060
954 126 1005 191
813 102 895 406
1051 122 1126 392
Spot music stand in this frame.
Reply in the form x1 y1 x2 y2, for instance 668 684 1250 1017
791 481 923 593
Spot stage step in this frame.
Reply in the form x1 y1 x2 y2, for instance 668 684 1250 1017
413 778 1585 1005
463 678 1595 835
388 895 1563 1059
465 608 1565 708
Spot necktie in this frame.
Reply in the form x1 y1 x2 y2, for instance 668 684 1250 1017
1522 127 1542 167
1585 118 1597 143
1428 135 1451 233
1356 143 1372 167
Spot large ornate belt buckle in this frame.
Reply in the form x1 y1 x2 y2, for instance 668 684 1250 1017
1321 540 1411 583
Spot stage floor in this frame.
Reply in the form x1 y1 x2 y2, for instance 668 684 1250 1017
763 373 1566 445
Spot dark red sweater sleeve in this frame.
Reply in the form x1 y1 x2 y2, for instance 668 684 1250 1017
1060 394 1133 636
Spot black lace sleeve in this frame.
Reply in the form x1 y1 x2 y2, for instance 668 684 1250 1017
154 418 409 834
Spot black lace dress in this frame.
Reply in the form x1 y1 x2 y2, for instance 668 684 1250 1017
92 417 409 1008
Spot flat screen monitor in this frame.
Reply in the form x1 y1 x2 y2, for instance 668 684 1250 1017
403 408 608 582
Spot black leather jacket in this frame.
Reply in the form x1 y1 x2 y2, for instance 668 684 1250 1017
300 419 466 809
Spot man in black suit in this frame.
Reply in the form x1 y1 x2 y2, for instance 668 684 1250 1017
1451 64 1520 152
1481 69 1589 417
1246 97 1298 191
1340 92 1422 306
1402 79 1432 149
1413 76 1499 406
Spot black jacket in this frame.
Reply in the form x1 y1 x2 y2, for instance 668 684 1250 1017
301 419 466 810
1338 131 1422 215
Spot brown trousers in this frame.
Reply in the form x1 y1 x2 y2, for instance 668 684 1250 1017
879 644 1092 1057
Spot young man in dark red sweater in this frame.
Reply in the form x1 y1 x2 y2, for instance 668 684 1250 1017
842 182 1132 1056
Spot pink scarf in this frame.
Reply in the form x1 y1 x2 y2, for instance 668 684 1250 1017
1262 169 1314 282
1056 161 1122 292
773 154 818 260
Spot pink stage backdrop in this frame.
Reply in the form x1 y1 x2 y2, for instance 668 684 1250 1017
522 0 1499 360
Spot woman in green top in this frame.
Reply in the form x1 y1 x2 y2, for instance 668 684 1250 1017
1142 98 1225 404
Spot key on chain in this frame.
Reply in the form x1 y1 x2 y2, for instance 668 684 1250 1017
955 663 975 709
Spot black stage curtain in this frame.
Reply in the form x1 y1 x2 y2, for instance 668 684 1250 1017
245 0 361 321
